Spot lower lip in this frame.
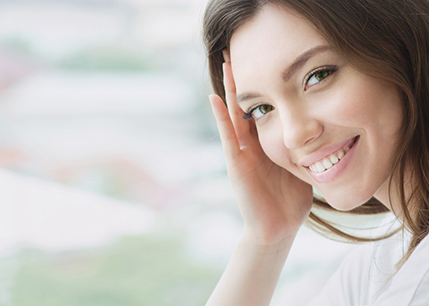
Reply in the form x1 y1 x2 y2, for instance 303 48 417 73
306 136 360 184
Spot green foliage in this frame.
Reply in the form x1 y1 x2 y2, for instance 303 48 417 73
0 36 34 55
11 233 221 306
59 45 157 71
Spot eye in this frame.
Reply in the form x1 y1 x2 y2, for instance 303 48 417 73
304 66 338 90
243 104 274 120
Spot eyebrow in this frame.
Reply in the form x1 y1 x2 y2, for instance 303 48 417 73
235 45 333 104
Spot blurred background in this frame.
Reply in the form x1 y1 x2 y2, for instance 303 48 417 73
0 0 356 305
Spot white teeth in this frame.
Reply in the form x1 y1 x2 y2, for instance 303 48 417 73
330 154 339 164
315 162 325 173
308 146 350 173
322 158 332 169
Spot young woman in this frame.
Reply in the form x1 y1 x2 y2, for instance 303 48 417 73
202 0 429 305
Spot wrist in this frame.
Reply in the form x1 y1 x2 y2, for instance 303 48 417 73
239 226 298 253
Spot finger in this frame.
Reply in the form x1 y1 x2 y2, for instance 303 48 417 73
222 49 231 62
249 118 259 139
209 94 241 160
223 62 257 148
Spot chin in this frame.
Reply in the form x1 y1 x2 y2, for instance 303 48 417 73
320 191 373 212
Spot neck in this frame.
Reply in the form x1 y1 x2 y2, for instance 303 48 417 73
374 161 415 224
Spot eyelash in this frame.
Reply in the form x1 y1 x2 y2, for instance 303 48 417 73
242 65 339 121
303 65 338 90
243 104 272 120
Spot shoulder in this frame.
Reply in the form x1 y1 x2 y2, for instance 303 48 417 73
370 233 429 306
308 230 429 306
308 242 373 306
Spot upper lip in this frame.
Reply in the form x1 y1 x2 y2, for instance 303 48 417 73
299 136 358 167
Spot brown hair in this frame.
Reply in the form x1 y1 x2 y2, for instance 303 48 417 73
203 0 429 261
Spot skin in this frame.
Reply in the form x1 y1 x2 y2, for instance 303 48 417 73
206 4 404 306
230 4 403 211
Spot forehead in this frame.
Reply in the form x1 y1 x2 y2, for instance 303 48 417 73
229 4 327 83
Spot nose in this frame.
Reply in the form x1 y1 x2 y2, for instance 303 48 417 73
279 105 323 149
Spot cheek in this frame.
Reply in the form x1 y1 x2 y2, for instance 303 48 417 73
322 84 368 126
258 125 287 163
327 74 402 128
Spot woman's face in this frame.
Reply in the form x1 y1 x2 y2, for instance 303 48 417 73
229 4 403 210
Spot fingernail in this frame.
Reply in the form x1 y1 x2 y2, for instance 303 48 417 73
208 94 215 104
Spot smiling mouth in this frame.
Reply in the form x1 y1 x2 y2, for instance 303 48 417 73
307 136 359 174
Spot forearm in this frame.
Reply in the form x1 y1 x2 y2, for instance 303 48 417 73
205 231 295 306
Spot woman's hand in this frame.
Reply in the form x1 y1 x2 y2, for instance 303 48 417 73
210 53 313 246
